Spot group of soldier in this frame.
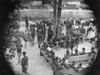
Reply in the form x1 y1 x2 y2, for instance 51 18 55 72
24 18 54 48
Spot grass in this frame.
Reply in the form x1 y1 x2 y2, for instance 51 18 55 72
20 9 93 21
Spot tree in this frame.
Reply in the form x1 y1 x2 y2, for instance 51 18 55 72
4 1 21 58
57 0 62 38
21 0 34 5
53 0 57 36
42 0 52 5
53 0 62 38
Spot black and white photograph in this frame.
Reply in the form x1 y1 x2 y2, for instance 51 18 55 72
0 0 100 75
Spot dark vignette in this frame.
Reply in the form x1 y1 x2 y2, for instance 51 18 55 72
84 0 100 75
0 0 99 75
0 0 21 75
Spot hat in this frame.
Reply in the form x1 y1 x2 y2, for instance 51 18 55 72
82 47 85 50
23 51 26 54
91 47 94 50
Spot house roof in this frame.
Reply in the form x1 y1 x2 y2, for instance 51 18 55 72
32 1 42 5
63 0 83 2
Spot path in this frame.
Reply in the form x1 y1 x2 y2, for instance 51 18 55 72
9 38 53 75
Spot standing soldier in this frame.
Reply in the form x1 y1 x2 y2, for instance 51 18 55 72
25 17 29 34
16 37 23 64
47 27 53 42
21 52 29 74
23 33 28 48
42 24 46 42
17 44 23 64
37 28 41 42
37 27 42 48
31 25 35 45
66 49 70 56
70 37 74 55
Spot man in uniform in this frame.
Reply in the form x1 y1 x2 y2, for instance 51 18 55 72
47 27 53 42
25 17 29 32
80 47 86 55
17 44 23 64
31 26 35 44
37 27 42 48
21 52 29 74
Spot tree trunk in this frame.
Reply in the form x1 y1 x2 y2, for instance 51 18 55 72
57 0 62 38
53 0 57 37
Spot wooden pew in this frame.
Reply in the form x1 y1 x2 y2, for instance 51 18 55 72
40 50 53 64
68 54 95 63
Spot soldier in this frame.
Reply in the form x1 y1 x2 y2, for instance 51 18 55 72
21 52 29 74
42 25 46 42
80 47 86 55
74 48 79 55
37 29 42 47
25 17 29 32
17 44 23 64
66 49 70 56
47 27 53 42
31 26 35 44
89 47 96 55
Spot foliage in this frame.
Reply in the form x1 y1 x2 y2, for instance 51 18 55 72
42 0 52 5
4 1 21 52
20 0 52 6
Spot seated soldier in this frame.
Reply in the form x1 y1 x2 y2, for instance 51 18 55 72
88 59 93 66
61 37 66 48
48 40 53 48
66 49 70 56
46 44 54 55
80 47 86 55
73 62 79 69
74 48 79 56
48 50 55 58
77 62 83 71
63 53 69 60
81 63 89 69
90 47 96 54
54 57 59 62
61 34 66 41
58 57 62 63
72 48 79 56
88 47 96 55
61 57 70 69
61 58 66 67
65 55 71 69
52 37 57 47
47 45 52 52
54 41 59 49
71 61 76 67
41 42 48 50
65 39 69 48
58 39 63 47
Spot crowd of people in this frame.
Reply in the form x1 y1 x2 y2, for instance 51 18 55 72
21 17 97 72
5 17 98 74
40 17 98 72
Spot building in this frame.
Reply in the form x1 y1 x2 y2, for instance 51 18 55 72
62 0 89 10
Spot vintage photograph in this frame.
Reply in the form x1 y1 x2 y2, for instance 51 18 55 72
3 0 99 75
